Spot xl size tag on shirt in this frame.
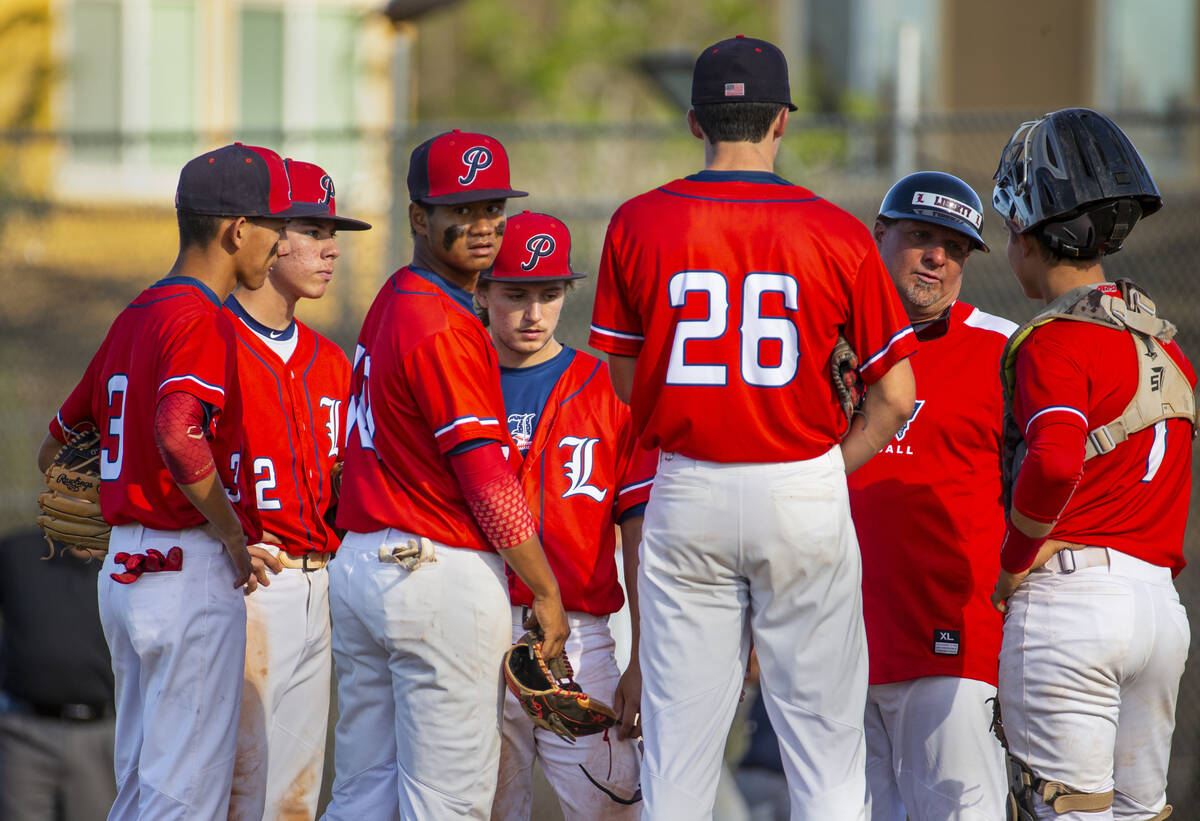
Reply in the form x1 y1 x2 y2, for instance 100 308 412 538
933 629 960 656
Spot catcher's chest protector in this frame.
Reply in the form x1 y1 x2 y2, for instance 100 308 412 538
1000 280 1197 506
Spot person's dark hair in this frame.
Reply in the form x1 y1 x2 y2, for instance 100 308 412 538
177 209 225 249
692 102 786 144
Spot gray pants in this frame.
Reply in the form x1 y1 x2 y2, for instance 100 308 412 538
0 710 116 821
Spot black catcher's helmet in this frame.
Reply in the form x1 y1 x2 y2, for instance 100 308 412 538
878 171 989 252
992 108 1162 258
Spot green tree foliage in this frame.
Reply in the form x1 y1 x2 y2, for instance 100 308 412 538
415 0 772 121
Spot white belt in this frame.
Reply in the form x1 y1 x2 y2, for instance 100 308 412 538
1038 547 1173 584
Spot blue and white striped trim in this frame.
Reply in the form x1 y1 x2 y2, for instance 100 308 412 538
861 326 916 371
434 415 501 438
1025 405 1088 434
617 477 654 497
589 324 644 343
159 374 225 396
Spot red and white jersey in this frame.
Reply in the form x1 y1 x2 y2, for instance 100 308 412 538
589 172 917 463
337 267 518 550
1011 316 1195 574
849 302 1015 687
50 277 259 538
225 299 350 555
506 350 657 615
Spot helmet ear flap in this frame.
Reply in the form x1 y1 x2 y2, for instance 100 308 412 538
1040 199 1145 258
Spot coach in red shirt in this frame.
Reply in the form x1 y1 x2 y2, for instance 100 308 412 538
992 109 1193 820
848 171 1012 821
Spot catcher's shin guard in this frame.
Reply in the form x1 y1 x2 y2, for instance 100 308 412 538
1006 753 1114 817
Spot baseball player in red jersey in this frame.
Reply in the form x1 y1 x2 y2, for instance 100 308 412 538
847 172 1013 821
476 212 654 819
323 131 568 821
589 36 918 820
37 143 295 819
991 109 1194 820
224 160 368 820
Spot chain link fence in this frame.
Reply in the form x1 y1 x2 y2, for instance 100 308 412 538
2 109 1199 804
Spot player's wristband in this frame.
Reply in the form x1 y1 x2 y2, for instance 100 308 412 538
999 523 1048 575
449 441 536 550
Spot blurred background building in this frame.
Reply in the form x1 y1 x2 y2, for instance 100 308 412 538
2 0 1200 812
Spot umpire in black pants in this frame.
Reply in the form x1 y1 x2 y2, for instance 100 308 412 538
0 527 116 820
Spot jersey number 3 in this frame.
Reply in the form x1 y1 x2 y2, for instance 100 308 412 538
666 271 800 388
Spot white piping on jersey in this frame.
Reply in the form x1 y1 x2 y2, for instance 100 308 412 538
589 324 645 342
159 374 225 396
1025 405 1088 434
618 478 654 497
434 415 501 438
963 306 1018 338
861 326 916 371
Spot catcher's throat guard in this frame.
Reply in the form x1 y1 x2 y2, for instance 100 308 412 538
502 631 617 743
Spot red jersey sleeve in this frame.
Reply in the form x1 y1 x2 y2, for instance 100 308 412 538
51 353 104 443
402 327 509 454
613 434 657 523
589 214 644 357
155 310 235 411
847 247 917 384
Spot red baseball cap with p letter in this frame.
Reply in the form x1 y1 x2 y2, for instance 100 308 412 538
482 211 586 283
175 143 295 217
276 159 372 230
407 130 529 205
691 35 798 112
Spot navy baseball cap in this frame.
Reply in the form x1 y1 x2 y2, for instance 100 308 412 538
481 212 586 283
275 159 372 230
407 130 528 205
175 143 294 217
692 35 798 111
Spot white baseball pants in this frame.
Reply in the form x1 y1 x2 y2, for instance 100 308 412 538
321 529 511 821
492 608 641 820
998 549 1189 821
228 550 331 821
864 676 1007 820
98 523 246 820
639 449 868 821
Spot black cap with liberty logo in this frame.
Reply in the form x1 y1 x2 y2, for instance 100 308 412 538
691 35 798 112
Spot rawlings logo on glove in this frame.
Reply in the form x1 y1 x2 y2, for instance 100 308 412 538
37 429 111 556
503 631 617 743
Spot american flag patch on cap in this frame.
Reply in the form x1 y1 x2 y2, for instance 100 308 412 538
724 82 745 97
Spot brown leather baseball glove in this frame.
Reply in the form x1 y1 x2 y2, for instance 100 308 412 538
37 429 110 555
503 631 617 743
831 331 864 425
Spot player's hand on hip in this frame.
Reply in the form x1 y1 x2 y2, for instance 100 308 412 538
246 542 283 590
613 660 642 740
525 594 569 660
991 569 1028 614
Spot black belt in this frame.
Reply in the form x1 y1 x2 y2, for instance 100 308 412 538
4 696 113 722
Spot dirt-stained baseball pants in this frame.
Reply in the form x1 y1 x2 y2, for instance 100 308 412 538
228 546 331 821
98 523 246 820
492 607 641 820
321 529 512 821
998 548 1189 821
638 448 868 821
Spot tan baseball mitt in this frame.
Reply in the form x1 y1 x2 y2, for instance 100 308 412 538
37 429 110 554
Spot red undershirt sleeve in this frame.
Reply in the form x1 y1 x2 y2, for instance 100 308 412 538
154 391 217 485
1001 417 1087 574
448 441 536 550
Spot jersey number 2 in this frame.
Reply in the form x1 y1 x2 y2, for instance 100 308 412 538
666 271 800 388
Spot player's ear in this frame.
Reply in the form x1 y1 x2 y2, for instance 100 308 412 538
872 219 889 246
409 202 430 238
686 109 705 141
220 216 248 253
771 106 788 139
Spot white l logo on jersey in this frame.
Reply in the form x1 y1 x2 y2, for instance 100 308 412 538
559 436 607 502
320 396 342 458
